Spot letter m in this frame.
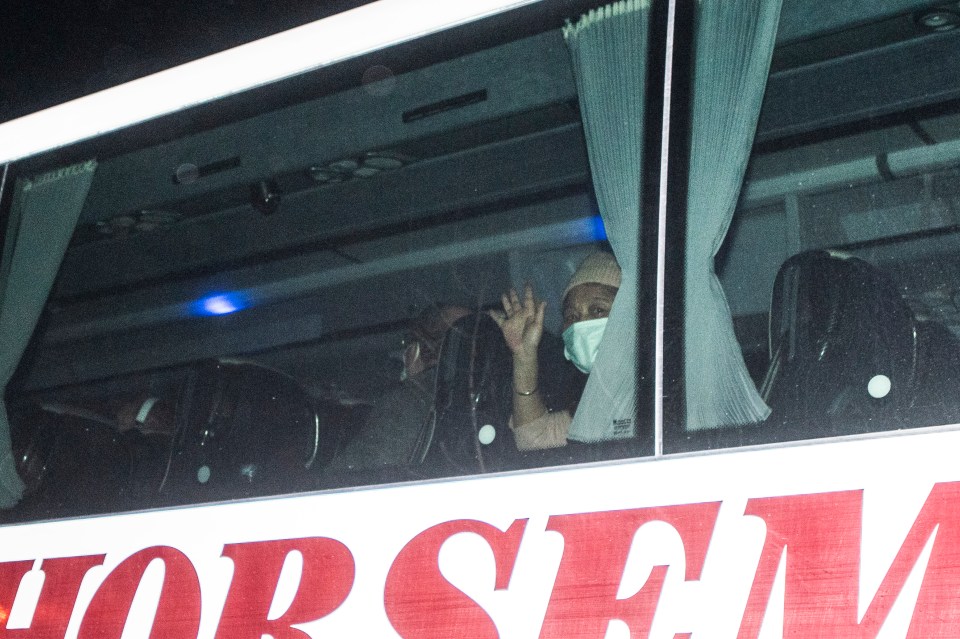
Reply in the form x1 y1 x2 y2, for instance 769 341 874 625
738 481 960 638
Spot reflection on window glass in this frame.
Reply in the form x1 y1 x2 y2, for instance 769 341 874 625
0 1 658 520
672 0 960 449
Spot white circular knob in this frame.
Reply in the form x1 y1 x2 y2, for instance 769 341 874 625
868 374 891 399
478 424 496 445
197 465 211 484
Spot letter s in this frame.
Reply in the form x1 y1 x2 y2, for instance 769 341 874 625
384 519 526 639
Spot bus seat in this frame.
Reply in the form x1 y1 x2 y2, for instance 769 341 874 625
414 313 516 475
8 406 134 518
161 360 330 502
760 250 920 436
912 319 960 426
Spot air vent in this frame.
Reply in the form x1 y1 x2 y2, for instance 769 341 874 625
172 156 241 184
402 90 488 123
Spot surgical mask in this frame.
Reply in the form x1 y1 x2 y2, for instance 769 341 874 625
563 317 608 374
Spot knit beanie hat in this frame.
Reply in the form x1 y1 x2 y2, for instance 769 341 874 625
562 252 622 302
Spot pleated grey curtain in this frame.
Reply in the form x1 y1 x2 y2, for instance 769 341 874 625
563 0 647 442
0 160 97 505
684 0 782 430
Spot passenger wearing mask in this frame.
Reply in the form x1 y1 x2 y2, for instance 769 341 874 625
334 304 470 470
490 252 620 450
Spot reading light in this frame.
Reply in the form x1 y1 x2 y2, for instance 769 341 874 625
915 7 960 32
96 209 181 236
309 151 411 185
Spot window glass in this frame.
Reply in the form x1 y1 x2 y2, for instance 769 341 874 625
668 0 960 451
1 1 662 520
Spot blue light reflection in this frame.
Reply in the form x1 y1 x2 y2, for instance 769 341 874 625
192 293 248 317
589 215 608 241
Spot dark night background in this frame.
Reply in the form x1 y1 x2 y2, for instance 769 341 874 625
0 0 377 124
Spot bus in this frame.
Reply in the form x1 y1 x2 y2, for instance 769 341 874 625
1 0 960 635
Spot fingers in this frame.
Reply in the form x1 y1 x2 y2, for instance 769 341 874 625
500 285 541 318
523 283 535 310
534 299 546 328
486 309 506 327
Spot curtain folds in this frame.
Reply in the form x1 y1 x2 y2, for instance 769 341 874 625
563 0 648 442
0 160 97 505
684 0 782 430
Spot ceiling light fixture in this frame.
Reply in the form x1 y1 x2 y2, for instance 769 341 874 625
915 7 960 32
308 151 412 185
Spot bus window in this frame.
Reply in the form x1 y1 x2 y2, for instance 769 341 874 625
667 0 960 451
0 0 662 520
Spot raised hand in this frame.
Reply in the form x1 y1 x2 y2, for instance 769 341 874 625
488 283 546 363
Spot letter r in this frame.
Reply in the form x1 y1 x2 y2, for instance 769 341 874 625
216 537 355 639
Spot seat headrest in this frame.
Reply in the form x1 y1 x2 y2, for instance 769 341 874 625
769 251 915 365
436 313 510 389
421 312 515 474
763 250 918 431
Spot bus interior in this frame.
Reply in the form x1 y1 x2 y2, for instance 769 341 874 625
4 0 960 519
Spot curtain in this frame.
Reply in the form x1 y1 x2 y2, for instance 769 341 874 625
684 0 782 429
0 160 97 505
563 0 647 443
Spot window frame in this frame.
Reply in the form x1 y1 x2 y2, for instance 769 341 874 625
0 0 678 520
660 0 960 455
